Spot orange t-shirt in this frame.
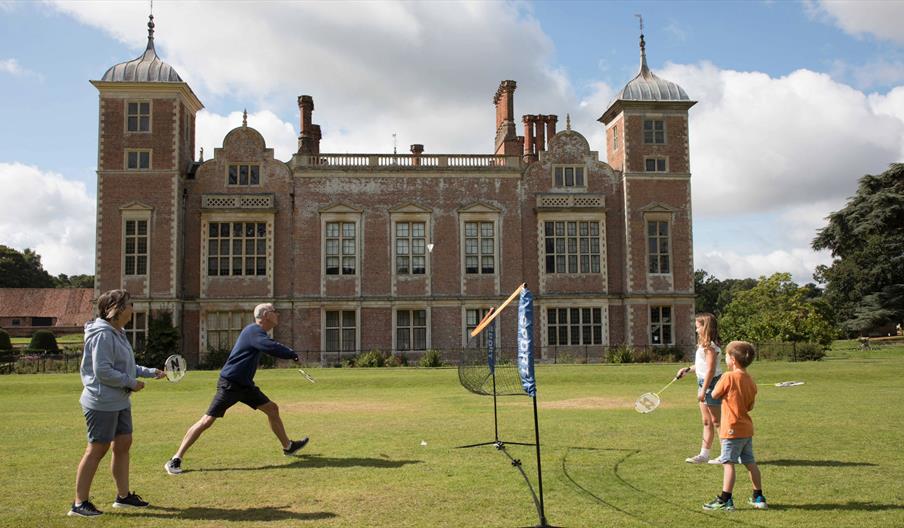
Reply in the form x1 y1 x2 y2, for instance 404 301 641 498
712 369 757 439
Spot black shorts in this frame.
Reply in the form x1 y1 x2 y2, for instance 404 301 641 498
206 378 271 418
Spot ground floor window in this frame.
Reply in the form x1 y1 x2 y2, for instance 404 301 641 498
546 307 603 346
326 310 357 353
650 306 673 345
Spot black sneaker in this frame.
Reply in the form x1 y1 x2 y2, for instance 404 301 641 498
283 437 309 456
164 457 183 475
112 491 149 508
68 500 103 517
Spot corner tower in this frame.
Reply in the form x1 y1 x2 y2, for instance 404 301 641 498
599 27 697 347
90 14 203 329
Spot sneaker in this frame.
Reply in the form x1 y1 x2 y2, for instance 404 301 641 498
164 457 182 475
748 495 768 509
708 457 724 464
68 500 103 517
283 437 309 456
685 454 708 464
703 496 735 511
112 491 149 508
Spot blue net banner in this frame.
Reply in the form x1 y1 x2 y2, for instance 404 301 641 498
517 287 536 397
487 319 496 374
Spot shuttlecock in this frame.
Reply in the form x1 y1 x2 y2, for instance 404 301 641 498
420 440 428 446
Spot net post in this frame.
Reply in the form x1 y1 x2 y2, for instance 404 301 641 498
532 395 548 527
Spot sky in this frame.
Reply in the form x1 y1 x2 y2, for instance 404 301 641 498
1 0 903 285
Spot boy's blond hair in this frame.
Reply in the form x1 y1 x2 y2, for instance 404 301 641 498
725 340 756 368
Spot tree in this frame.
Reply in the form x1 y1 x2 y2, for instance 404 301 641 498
720 273 836 346
53 273 95 288
0 245 54 288
812 163 904 335
694 270 758 316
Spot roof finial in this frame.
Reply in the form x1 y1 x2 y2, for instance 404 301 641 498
566 113 572 131
199 147 204 161
242 109 248 127
634 14 649 76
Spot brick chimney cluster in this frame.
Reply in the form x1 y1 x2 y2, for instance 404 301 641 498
493 80 523 156
297 95 322 157
521 114 558 162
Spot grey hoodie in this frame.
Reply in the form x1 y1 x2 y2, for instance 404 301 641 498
80 318 156 411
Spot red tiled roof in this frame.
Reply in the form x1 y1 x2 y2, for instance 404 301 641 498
0 288 94 326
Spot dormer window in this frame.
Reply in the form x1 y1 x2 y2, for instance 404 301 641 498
554 166 585 188
228 164 260 186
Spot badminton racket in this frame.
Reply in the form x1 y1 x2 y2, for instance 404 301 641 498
634 375 680 414
164 354 187 383
298 368 316 383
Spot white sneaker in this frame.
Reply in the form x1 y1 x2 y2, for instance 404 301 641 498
685 454 708 464
708 457 723 464
164 458 182 475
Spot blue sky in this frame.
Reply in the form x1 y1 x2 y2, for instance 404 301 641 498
2 0 903 282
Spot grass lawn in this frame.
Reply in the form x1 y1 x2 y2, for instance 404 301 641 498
1 348 902 527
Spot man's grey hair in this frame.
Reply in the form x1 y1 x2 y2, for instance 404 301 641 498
254 303 276 320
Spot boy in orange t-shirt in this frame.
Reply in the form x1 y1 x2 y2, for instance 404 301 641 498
703 341 767 511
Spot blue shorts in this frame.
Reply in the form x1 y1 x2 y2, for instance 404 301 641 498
83 407 133 444
697 375 722 406
716 437 756 465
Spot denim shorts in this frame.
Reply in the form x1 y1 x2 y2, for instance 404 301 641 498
716 436 756 465
83 407 133 443
697 375 723 406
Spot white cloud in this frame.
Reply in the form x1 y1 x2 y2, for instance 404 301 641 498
0 58 24 76
811 0 904 44
697 247 832 285
51 1 573 155
0 163 95 276
659 62 904 217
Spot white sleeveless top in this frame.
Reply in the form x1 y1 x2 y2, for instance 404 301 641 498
694 342 723 379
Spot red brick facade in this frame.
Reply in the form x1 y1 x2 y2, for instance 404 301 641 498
93 46 697 366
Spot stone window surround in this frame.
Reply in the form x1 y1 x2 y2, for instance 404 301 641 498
226 163 263 187
125 148 152 171
393 306 430 352
390 208 431 279
643 118 666 145
645 212 673 276
463 306 496 349
322 307 359 354
321 211 361 277
552 164 587 188
200 213 274 282
460 217 498 275
544 305 605 346
650 305 674 346
541 217 603 275
125 100 151 133
121 209 151 278
644 156 668 173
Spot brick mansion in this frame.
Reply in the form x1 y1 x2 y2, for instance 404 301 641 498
92 16 697 365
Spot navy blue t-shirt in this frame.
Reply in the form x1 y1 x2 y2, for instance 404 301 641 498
218 324 297 387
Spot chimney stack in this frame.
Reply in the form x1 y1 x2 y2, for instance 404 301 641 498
493 80 521 156
297 95 321 156
535 114 547 153
522 114 537 162
546 115 558 145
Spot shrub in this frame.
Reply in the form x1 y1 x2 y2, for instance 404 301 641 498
790 342 826 362
200 346 231 370
28 330 59 354
385 352 408 367
756 343 788 361
634 349 654 363
419 349 443 368
356 349 385 368
607 345 634 364
653 346 686 362
0 329 12 351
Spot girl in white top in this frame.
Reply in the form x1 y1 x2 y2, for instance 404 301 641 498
676 313 723 464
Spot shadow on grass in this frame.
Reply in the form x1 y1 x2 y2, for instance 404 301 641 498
758 459 878 467
124 504 337 521
773 501 904 511
182 453 422 473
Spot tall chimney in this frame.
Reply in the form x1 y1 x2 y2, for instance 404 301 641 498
535 115 547 153
522 114 537 161
494 80 521 156
546 115 558 146
297 95 319 155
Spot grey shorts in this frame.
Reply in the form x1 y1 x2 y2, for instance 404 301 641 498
698 375 723 406
83 407 133 444
717 437 756 465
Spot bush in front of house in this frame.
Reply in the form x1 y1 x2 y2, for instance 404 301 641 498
0 329 12 351
27 330 59 354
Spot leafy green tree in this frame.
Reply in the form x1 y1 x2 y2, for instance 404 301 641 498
138 311 180 368
53 274 95 288
28 330 60 354
721 273 836 346
0 245 54 288
0 329 12 351
812 163 904 335
694 270 758 316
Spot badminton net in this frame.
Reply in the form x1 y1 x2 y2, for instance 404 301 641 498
458 347 526 397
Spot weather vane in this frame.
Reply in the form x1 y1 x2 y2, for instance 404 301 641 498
635 13 643 35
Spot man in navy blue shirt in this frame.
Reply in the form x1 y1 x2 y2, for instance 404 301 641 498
164 304 308 475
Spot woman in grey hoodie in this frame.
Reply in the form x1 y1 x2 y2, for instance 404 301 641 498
69 289 164 517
